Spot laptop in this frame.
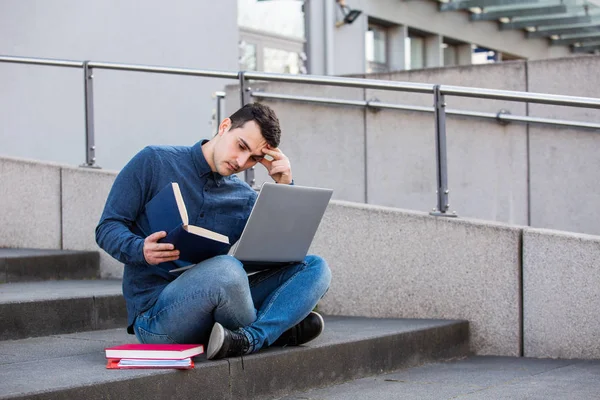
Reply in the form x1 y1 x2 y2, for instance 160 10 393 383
170 182 333 273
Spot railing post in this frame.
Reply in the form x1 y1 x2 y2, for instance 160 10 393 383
430 85 456 217
216 92 225 132
81 61 100 168
239 71 255 187
213 91 226 135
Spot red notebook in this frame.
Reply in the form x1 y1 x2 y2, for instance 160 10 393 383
105 344 204 360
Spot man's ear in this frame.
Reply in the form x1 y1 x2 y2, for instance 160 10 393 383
217 118 232 136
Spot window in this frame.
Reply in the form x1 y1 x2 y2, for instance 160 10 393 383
239 27 305 74
264 48 301 74
237 0 306 74
237 0 304 40
366 24 388 73
407 36 425 70
239 41 257 71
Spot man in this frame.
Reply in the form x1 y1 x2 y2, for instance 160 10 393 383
96 103 331 360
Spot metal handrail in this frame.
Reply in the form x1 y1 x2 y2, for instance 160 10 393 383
3 55 597 107
2 54 599 217
243 71 436 93
0 55 83 68
88 61 239 79
244 70 600 109
250 91 600 131
440 85 600 109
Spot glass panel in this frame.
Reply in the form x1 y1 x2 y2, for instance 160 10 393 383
366 25 387 64
263 48 300 74
238 0 304 40
239 42 257 71
443 44 456 66
409 36 424 70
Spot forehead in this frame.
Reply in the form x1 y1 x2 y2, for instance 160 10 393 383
233 120 267 151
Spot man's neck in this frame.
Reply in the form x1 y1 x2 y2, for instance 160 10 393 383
201 140 217 172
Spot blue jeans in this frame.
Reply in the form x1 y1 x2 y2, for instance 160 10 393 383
132 254 331 353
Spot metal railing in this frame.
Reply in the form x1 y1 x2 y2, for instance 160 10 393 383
234 70 599 216
1 54 599 217
249 91 600 130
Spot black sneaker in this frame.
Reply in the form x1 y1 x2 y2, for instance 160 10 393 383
206 323 251 360
273 311 324 347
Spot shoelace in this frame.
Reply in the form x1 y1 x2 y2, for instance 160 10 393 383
227 331 251 357
237 334 259 371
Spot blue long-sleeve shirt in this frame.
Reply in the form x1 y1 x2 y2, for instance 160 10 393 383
96 140 257 332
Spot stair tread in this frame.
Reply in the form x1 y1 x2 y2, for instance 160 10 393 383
0 248 96 258
0 279 122 303
0 317 467 399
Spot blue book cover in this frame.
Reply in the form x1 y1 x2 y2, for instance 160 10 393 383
145 182 230 263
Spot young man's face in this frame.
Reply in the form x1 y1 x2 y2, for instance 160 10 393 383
212 119 268 176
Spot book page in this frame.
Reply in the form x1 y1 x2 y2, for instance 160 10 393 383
185 225 229 244
118 358 192 367
172 182 189 225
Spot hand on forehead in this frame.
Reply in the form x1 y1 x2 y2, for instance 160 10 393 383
262 146 284 161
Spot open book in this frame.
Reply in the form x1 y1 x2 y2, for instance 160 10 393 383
145 182 229 263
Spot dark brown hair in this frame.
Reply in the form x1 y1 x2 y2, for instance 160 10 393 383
229 103 281 147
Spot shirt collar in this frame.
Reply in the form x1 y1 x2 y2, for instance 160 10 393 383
192 140 225 186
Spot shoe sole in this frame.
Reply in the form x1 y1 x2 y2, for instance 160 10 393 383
306 311 325 344
313 311 325 338
206 323 225 360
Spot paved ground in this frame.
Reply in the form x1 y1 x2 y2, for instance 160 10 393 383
277 356 600 400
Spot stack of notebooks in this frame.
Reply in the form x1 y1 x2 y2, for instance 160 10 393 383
105 343 204 369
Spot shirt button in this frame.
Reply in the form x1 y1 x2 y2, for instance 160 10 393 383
200 213 205 218
204 188 208 192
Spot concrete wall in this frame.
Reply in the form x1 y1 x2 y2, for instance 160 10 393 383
0 158 62 249
3 155 600 358
333 12 368 76
310 201 523 356
0 156 120 277
0 0 238 171
367 62 528 225
527 56 600 236
61 167 122 278
523 228 600 359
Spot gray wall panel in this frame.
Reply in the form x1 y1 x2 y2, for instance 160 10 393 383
334 13 368 76
0 157 62 249
365 109 437 210
523 228 600 358
366 62 528 224
61 167 121 278
311 201 523 356
527 56 600 236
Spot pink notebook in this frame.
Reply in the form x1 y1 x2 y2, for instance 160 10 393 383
105 343 204 360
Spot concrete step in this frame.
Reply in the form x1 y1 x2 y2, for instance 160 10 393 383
0 248 100 283
0 279 125 340
0 316 469 400
276 356 600 399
